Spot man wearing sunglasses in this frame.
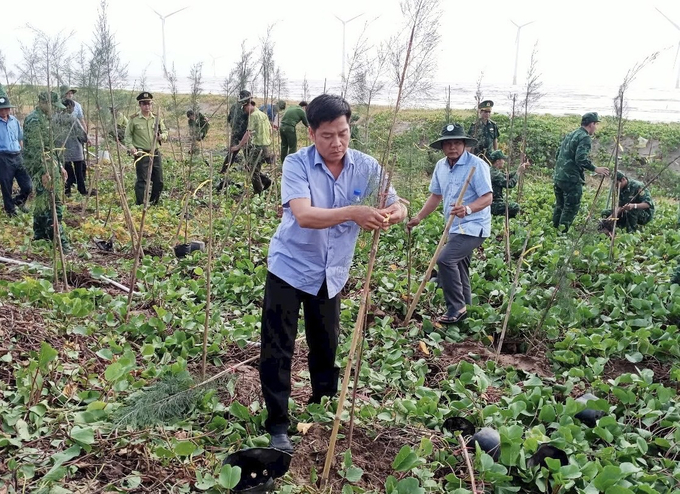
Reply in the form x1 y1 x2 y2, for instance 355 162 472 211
125 92 168 205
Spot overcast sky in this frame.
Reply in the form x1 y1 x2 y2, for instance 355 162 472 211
5 0 680 92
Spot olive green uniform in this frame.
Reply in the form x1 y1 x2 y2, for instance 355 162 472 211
279 105 309 161
109 112 128 142
23 108 69 247
468 119 499 158
552 127 596 231
245 108 273 194
124 112 168 205
490 167 520 217
601 178 654 232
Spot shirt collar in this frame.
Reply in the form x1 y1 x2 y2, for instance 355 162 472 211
313 147 354 169
446 150 472 169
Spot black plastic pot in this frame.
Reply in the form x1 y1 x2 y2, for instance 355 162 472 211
527 444 568 468
468 427 500 461
574 393 606 427
173 243 192 258
223 447 292 493
442 416 475 437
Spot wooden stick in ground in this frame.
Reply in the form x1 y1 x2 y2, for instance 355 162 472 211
458 434 479 494
404 166 476 324
495 231 531 358
124 110 162 322
201 155 214 379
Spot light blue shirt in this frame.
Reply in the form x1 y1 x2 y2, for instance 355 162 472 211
73 100 84 121
268 145 397 298
0 115 23 153
429 151 492 237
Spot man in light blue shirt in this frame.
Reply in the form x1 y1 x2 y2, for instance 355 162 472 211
61 86 85 125
408 124 492 325
261 94 407 453
0 96 32 216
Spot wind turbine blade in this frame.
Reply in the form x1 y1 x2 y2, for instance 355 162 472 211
655 7 680 31
166 6 189 18
150 7 162 18
334 14 344 23
520 20 535 28
510 20 519 28
347 13 364 23
674 41 680 69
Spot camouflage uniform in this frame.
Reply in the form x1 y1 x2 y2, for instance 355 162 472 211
188 112 210 141
601 178 654 232
552 127 596 231
221 101 250 172
468 119 499 158
490 167 520 217
23 105 69 247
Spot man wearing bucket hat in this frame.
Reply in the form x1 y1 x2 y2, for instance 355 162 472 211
24 92 70 250
221 89 253 173
60 86 84 125
488 150 528 218
553 112 610 232
124 91 168 205
468 100 499 158
0 95 33 217
408 124 493 325
599 171 654 234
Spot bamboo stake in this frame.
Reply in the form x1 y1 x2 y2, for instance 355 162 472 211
458 435 479 494
201 155 214 379
404 167 476 324
495 231 531 357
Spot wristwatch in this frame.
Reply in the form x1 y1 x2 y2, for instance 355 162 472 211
465 206 472 216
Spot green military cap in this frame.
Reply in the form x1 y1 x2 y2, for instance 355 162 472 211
0 96 14 109
277 100 286 110
238 89 252 103
581 112 601 125
479 100 494 111
488 150 508 162
430 123 477 150
616 171 626 181
136 91 153 102
60 85 77 97
38 91 67 109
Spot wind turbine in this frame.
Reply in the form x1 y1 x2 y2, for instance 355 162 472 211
334 13 364 83
655 7 680 89
151 5 189 69
511 19 534 86
208 53 224 77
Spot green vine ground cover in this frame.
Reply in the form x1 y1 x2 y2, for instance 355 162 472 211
1 107 680 493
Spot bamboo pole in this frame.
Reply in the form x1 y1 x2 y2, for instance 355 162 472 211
201 155 214 379
403 167 476 324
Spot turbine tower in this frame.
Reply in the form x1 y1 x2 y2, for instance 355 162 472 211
655 7 680 89
151 6 189 69
334 13 364 84
511 20 534 86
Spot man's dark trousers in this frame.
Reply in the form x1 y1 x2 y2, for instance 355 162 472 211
0 152 32 216
134 152 163 205
260 272 340 434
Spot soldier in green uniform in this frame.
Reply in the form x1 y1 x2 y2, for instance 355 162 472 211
186 109 210 141
553 112 610 232
23 92 70 249
124 92 168 205
468 100 499 158
279 101 308 161
600 171 654 234
488 150 527 218
231 99 273 194
108 106 128 143
221 90 252 173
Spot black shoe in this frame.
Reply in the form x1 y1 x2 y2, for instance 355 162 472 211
269 433 293 453
438 311 468 325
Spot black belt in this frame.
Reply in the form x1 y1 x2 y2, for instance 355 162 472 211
0 151 21 156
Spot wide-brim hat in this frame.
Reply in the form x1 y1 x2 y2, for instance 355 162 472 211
430 123 477 150
488 150 508 162
60 85 76 96
38 92 67 109
0 96 14 109
238 89 252 103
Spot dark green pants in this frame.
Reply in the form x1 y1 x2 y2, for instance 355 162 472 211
491 201 520 218
553 180 583 231
279 125 298 162
33 190 69 248
134 153 163 205
245 146 272 195
601 208 652 232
